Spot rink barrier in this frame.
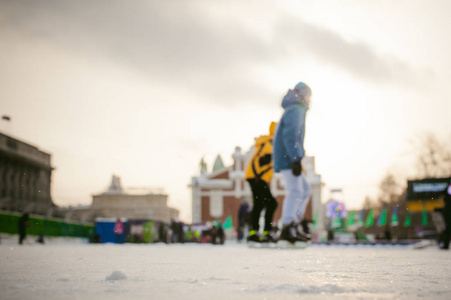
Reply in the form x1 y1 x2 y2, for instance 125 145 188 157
0 211 94 238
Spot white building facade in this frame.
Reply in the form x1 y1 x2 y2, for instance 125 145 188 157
190 146 324 237
90 175 179 223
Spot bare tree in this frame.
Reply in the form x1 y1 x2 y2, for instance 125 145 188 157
363 196 376 210
378 173 402 206
410 133 451 178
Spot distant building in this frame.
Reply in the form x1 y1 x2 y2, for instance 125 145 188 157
0 132 54 214
190 146 324 236
90 175 179 223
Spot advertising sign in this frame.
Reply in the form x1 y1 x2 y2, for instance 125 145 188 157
407 178 451 200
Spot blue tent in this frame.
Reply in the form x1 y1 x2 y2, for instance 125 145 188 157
95 220 124 243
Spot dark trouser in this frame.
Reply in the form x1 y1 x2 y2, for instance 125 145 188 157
237 226 244 241
247 178 278 232
443 202 451 249
19 232 26 245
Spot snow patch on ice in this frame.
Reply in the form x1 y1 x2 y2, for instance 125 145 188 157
254 283 348 295
185 279 198 284
206 276 229 281
273 284 303 291
169 279 198 284
297 284 347 294
106 270 127 281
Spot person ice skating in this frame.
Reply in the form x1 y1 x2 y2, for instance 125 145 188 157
177 220 185 244
210 221 225 245
171 218 184 243
158 222 168 244
217 223 225 245
18 213 30 245
237 198 250 242
440 182 451 250
36 234 45 244
114 218 123 244
273 82 312 243
245 122 278 243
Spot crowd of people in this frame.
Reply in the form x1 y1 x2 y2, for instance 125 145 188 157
156 219 225 245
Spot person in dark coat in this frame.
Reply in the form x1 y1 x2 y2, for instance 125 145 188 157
237 199 250 242
217 224 225 245
171 219 178 243
18 213 29 245
171 219 184 243
36 235 45 244
211 221 225 245
177 221 185 244
158 223 168 244
441 183 451 250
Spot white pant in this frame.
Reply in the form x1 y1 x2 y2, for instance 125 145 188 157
281 170 311 225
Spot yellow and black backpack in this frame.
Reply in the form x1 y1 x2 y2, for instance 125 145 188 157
245 122 276 183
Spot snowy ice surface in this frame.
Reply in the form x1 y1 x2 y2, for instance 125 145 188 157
1 236 451 300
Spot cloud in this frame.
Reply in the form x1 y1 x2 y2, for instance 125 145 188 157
0 0 430 108
275 15 432 87
0 0 278 105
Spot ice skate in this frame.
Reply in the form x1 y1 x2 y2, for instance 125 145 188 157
262 230 277 243
247 230 267 243
294 223 310 242
277 223 298 244
277 223 310 249
247 230 280 248
247 231 261 242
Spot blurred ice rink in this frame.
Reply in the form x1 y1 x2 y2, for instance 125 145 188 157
1 235 450 300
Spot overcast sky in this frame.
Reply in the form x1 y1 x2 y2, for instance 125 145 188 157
1 0 450 221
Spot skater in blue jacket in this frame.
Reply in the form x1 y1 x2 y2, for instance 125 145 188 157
273 82 311 243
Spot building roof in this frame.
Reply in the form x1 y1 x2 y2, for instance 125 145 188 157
98 175 166 196
212 154 225 173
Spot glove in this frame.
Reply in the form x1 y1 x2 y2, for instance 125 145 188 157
292 160 302 176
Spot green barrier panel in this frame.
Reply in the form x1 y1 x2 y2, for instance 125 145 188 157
0 213 20 234
0 212 94 238
143 221 153 243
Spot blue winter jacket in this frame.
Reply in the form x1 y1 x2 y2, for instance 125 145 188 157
273 89 309 172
